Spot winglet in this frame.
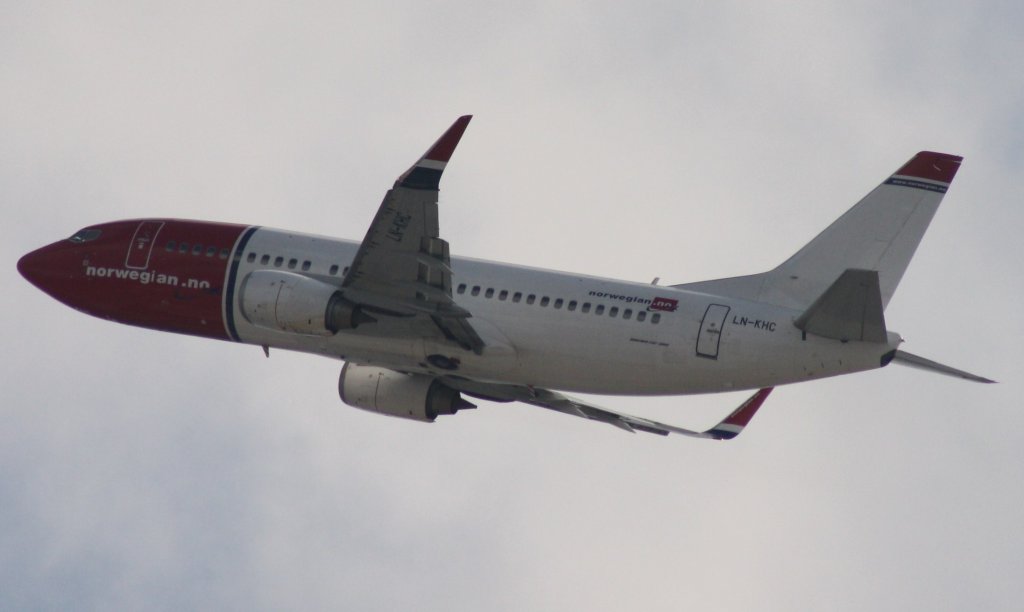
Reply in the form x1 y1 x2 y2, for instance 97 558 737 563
893 151 963 185
706 387 773 440
396 115 472 190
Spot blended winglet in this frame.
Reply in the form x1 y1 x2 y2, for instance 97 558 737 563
396 115 473 190
892 151 963 185
706 387 773 440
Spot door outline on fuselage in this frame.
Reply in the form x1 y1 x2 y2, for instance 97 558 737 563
125 221 164 270
696 303 730 359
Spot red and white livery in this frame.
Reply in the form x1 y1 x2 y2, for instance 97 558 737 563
18 117 993 439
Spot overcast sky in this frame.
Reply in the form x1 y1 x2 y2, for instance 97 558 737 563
3 2 1023 610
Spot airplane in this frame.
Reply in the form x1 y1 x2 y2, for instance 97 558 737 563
17 115 993 440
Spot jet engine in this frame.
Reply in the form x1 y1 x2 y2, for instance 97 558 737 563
240 270 372 335
339 363 476 422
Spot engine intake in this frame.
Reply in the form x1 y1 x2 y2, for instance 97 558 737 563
240 270 373 335
339 363 476 422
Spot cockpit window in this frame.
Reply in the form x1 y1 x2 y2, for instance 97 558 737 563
68 228 102 243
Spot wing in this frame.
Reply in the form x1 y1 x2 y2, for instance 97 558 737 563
342 116 484 353
443 377 773 439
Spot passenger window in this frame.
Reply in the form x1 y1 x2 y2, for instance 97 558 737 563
651 313 661 324
206 246 217 257
609 307 619 318
595 305 605 315
219 248 229 259
485 288 494 298
471 286 481 296
246 252 256 263
581 303 591 313
623 309 632 320
343 267 350 275
287 258 297 270
512 292 522 303
554 298 563 309
540 297 550 307
301 261 311 271
274 256 284 267
261 254 271 265
165 241 176 252
192 244 202 255
457 284 467 294
527 294 536 305
329 264 339 275
637 311 647 322
179 242 189 254
499 290 508 301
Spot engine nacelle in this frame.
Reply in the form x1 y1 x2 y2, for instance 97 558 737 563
240 270 371 335
339 363 476 422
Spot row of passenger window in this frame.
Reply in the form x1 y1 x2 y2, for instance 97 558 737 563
244 251 350 276
456 283 661 323
161 241 351 277
160 243 655 324
165 240 230 259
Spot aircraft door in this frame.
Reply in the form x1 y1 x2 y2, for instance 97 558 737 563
696 304 730 359
125 221 164 269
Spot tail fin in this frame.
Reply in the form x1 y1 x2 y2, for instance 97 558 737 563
677 152 962 311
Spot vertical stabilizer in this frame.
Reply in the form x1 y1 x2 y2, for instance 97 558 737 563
676 152 962 311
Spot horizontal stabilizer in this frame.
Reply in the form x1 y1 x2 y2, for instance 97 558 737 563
890 350 995 383
794 269 887 342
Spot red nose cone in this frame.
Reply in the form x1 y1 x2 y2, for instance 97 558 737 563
17 250 39 284
18 242 79 302
19 244 53 289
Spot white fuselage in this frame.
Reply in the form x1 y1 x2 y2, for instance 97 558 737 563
230 228 898 395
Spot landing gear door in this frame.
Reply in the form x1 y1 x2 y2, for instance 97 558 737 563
696 304 730 359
